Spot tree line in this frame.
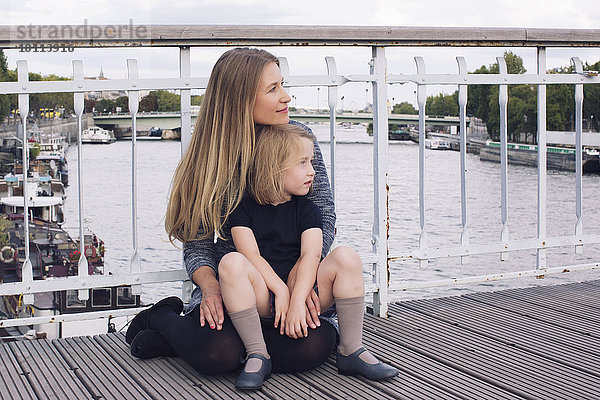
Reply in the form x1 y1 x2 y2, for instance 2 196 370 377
0 50 74 121
392 51 600 143
0 50 202 122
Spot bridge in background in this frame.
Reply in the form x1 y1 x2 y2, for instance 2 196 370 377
92 112 463 132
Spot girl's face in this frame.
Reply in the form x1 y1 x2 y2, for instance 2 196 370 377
283 137 315 199
253 62 291 125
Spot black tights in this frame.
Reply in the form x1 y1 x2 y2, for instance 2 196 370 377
150 306 337 375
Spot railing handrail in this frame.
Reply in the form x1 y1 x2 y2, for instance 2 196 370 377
2 25 600 48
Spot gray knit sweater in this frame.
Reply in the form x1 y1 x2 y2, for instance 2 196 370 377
183 120 336 313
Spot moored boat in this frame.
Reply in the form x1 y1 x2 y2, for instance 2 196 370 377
0 171 139 341
425 138 451 150
26 129 70 186
480 141 600 173
389 129 411 141
82 126 117 144
0 172 65 223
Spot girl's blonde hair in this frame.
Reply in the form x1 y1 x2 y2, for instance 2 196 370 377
165 48 278 243
249 124 314 205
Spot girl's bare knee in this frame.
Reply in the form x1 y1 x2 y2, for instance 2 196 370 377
218 252 247 280
331 246 362 271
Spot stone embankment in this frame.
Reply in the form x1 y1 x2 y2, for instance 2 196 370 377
0 115 91 143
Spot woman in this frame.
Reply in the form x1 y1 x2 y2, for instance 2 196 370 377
126 48 338 374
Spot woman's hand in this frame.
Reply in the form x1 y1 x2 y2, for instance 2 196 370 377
286 301 308 339
194 266 225 330
304 289 321 329
273 284 290 335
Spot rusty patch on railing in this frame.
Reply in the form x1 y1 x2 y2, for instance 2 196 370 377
386 182 391 284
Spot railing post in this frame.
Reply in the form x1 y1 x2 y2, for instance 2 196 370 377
127 59 142 294
457 57 470 265
73 60 89 301
415 56 427 268
178 47 194 301
497 57 510 261
180 47 192 154
278 56 290 89
17 60 34 305
325 56 338 205
536 48 547 268
371 47 389 317
572 57 584 254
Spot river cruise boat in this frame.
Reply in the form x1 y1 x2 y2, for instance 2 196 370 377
81 126 117 144
480 141 600 173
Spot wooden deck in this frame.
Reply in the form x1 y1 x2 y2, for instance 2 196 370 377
2 280 600 399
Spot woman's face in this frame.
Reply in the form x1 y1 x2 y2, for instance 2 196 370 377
253 62 291 125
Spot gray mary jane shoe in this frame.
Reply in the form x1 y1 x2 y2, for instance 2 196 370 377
235 354 272 390
336 347 399 381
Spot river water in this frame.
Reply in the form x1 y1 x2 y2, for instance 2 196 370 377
63 124 600 305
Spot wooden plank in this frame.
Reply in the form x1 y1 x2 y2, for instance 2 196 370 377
408 294 600 356
399 296 600 375
50 338 105 400
265 370 342 400
362 314 524 400
18 340 89 399
498 286 600 323
385 303 599 400
529 282 600 309
1 25 600 48
7 342 49 400
55 336 150 400
0 343 36 400
296 358 401 400
96 333 212 399
76 335 152 400
466 291 600 338
102 332 271 400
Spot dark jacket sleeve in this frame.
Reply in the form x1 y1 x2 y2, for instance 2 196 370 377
290 120 336 257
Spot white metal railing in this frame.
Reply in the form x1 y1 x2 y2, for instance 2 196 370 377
0 26 599 328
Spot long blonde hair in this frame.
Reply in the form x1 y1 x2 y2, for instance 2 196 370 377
166 48 278 243
250 124 314 205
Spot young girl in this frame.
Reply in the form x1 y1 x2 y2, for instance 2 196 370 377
219 124 399 390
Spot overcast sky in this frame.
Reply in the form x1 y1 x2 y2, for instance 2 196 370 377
4 0 600 109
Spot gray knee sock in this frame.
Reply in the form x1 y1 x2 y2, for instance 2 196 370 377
229 306 270 361
336 296 378 364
